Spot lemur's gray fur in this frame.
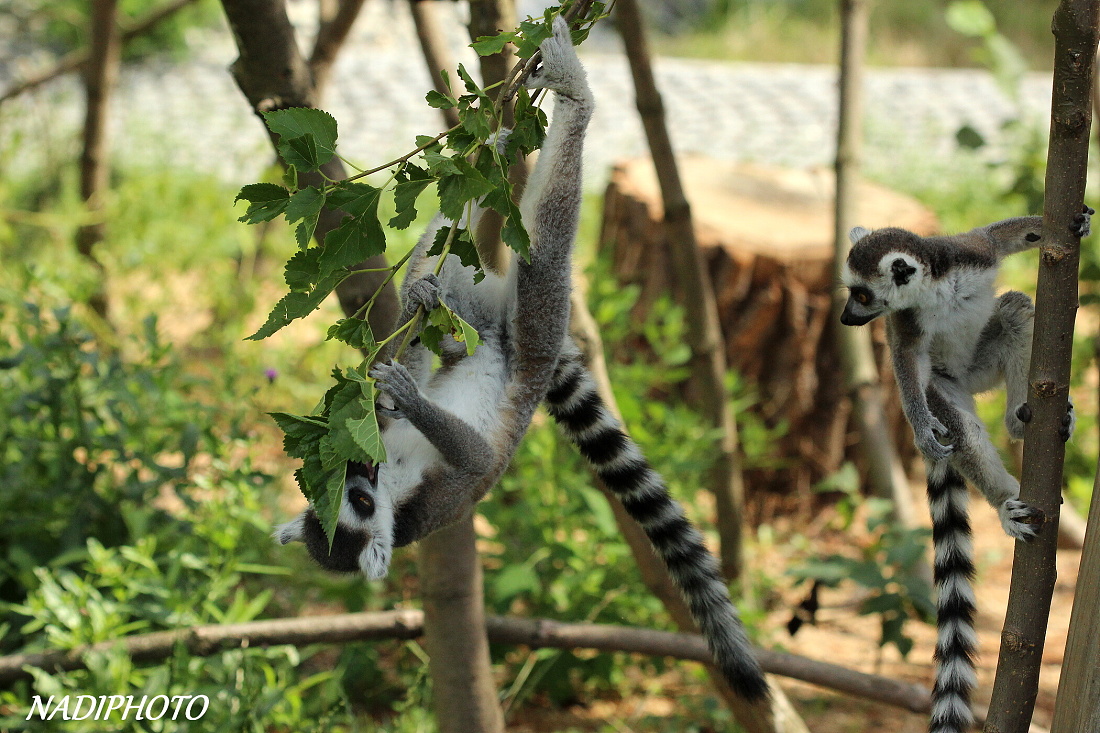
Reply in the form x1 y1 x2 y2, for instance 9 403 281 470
839 210 1091 733
275 18 769 701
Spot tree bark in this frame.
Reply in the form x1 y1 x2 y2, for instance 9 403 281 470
407 11 505 731
569 286 806 733
615 0 747 583
418 515 505 733
219 0 399 338
75 0 122 321
984 0 1100 730
1047 340 1100 733
0 0 199 105
310 0 367 101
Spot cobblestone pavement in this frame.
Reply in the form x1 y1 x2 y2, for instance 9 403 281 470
1 0 1054 191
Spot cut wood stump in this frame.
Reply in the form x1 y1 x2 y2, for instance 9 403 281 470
599 157 939 516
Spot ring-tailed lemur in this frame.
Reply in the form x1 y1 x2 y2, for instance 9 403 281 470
276 17 769 702
839 209 1091 733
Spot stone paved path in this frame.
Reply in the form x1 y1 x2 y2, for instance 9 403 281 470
1 0 1055 191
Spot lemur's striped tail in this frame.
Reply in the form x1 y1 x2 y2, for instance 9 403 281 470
926 462 977 733
544 349 769 702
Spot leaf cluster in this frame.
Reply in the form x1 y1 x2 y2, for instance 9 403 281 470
235 7 619 547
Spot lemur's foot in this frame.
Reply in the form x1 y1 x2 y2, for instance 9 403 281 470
1011 399 1075 442
999 499 1042 541
369 360 421 416
406 274 441 311
1071 205 1094 238
526 16 591 102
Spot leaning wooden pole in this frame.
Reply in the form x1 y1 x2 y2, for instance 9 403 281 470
984 0 1099 730
614 0 748 584
831 0 921 528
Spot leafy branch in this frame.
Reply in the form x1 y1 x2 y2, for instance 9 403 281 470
235 2 607 547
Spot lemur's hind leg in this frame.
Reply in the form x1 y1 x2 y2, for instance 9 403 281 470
927 382 1040 541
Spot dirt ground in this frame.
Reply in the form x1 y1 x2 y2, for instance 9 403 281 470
509 478 1084 733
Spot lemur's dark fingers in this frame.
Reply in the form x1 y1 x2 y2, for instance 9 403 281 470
1016 402 1033 423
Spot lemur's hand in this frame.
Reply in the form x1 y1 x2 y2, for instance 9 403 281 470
526 16 590 102
406 274 441 312
999 499 1042 541
370 361 422 420
914 413 954 462
1071 205 1094 238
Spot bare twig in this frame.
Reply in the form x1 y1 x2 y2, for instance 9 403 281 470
0 0 199 105
984 0 1100 730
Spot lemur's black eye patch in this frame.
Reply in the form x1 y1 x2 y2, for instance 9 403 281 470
348 487 376 519
850 286 873 305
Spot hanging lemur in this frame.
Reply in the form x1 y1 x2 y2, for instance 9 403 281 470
276 17 769 702
839 209 1091 733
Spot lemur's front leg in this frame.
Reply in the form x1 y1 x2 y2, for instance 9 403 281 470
888 315 953 461
369 360 494 475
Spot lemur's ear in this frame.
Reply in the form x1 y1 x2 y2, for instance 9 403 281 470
849 226 871 244
891 258 917 286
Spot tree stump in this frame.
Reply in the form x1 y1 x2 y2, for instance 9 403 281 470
599 157 939 518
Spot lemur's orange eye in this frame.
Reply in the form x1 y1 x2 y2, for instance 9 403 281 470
357 494 375 514
854 291 870 304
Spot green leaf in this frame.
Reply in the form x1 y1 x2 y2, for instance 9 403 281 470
389 177 434 230
347 390 385 463
326 380 374 464
284 247 322 292
283 164 299 190
436 159 494 220
492 564 540 601
426 226 483 273
425 90 456 109
269 412 328 459
514 19 552 58
235 183 291 224
326 318 378 351
320 183 387 276
286 186 326 248
472 31 518 56
247 270 346 340
263 108 338 166
945 0 996 37
281 133 321 171
450 307 482 356
297 440 347 548
956 124 986 150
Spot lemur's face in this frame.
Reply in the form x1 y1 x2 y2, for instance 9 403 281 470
840 226 925 326
275 461 395 580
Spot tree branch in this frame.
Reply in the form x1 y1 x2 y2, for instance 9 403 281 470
309 0 367 99
984 0 1100 730
0 610 925 714
218 0 399 337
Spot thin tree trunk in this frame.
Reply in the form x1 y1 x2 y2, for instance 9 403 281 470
408 28 506 727
1048 345 1100 732
984 0 1100 729
75 0 122 321
569 286 806 733
467 0 525 270
0 0 199 105
408 0 461 129
310 0 367 100
418 515 505 733
219 0 399 338
615 0 747 583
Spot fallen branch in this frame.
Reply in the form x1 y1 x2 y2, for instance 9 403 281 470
0 611 919 710
0 0 200 105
